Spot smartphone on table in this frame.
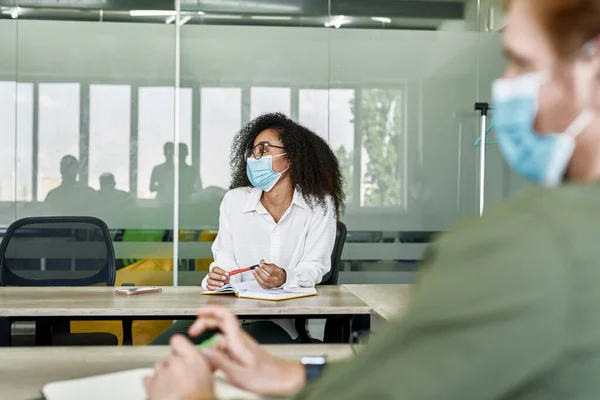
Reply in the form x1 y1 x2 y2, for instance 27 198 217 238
114 287 162 295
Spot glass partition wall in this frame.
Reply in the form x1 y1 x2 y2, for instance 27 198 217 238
0 3 178 292
0 0 513 290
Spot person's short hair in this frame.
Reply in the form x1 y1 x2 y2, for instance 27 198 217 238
507 0 600 58
179 143 189 157
60 155 78 175
164 142 174 152
99 173 116 187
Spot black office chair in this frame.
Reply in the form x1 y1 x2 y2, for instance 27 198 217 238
295 221 347 343
0 216 121 346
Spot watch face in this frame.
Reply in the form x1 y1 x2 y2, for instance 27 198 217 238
301 356 327 365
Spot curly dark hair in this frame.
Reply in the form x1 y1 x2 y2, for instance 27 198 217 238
230 113 345 219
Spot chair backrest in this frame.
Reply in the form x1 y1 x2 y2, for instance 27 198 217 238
321 221 347 285
0 216 116 287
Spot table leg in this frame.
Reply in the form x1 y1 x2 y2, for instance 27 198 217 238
122 319 133 346
0 317 10 346
35 319 53 346
323 317 352 344
351 314 371 335
323 314 371 344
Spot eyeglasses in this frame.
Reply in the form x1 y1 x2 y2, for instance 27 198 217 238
248 142 286 160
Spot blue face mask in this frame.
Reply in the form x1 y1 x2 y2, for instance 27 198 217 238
492 71 595 187
246 154 289 192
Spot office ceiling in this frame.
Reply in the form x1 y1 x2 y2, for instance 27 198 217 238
0 0 465 30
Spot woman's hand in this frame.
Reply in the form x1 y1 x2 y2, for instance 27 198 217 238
252 259 287 288
189 306 305 397
144 335 215 400
206 267 230 290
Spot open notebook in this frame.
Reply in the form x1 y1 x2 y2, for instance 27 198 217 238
202 280 317 301
41 368 259 400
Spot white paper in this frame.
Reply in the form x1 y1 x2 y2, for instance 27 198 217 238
212 280 317 300
42 368 259 400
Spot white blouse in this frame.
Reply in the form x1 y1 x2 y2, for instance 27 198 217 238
201 186 337 338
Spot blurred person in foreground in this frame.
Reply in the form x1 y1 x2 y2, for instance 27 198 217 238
145 0 600 399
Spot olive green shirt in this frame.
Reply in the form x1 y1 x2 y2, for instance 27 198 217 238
298 185 600 400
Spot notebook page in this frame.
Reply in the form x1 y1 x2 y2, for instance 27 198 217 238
42 368 259 400
42 368 151 400
210 281 256 293
213 283 237 292
235 280 317 300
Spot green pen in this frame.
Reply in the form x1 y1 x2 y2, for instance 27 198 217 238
197 334 220 350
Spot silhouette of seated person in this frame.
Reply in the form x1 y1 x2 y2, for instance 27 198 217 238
98 172 134 209
92 172 134 225
150 142 201 205
98 173 133 205
44 155 97 215
42 155 97 271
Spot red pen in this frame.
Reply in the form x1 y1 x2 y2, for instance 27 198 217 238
228 264 259 276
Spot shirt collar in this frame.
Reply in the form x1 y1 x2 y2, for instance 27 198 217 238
243 187 310 213
292 188 310 210
243 187 264 213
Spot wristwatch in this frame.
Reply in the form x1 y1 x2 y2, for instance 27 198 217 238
301 356 327 382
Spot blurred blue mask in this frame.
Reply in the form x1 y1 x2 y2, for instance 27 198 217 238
492 71 595 187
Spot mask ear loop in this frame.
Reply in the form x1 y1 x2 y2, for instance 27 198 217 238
564 109 596 138
272 153 290 175
280 160 290 176
565 40 600 138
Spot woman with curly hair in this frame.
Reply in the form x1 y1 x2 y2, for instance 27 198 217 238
151 112 345 345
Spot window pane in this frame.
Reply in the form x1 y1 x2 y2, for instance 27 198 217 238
250 87 290 118
137 87 192 199
38 83 80 201
299 89 329 141
360 88 405 207
329 89 355 205
299 88 355 204
89 85 131 192
200 88 242 190
0 82 33 202
16 84 34 202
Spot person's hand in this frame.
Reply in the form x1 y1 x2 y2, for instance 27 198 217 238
189 306 305 397
252 259 287 289
206 267 230 291
144 335 215 400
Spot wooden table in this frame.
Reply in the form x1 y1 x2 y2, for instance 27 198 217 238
343 284 412 321
0 344 354 400
0 286 371 346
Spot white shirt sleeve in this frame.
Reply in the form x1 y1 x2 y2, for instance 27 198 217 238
285 198 337 288
201 195 242 289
